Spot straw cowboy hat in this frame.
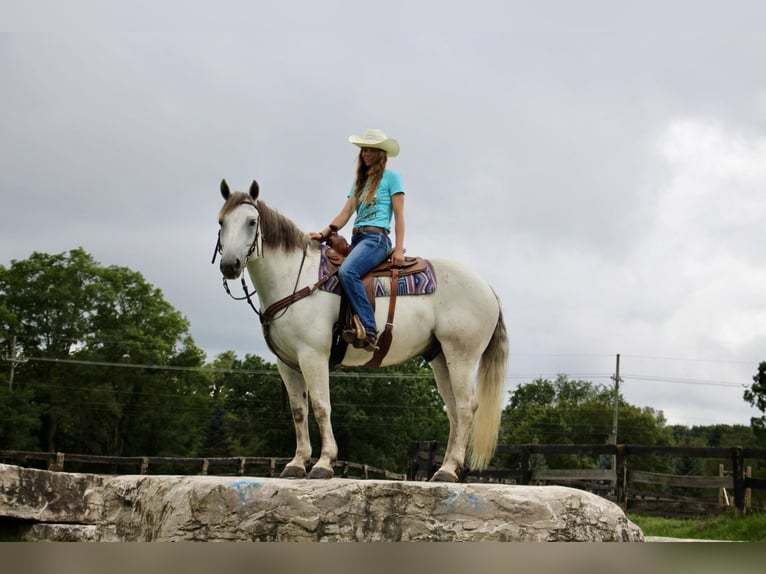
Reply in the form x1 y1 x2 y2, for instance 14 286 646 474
348 128 400 157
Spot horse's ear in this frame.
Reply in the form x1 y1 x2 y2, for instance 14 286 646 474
220 179 230 200
249 180 260 200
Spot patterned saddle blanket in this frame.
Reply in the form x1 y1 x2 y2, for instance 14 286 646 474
317 244 437 297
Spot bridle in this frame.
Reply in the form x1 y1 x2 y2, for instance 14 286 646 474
212 200 337 371
211 200 263 316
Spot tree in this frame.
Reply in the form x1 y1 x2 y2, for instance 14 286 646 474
207 353 449 473
0 383 39 450
502 375 612 446
500 374 672 470
328 358 449 472
198 402 233 458
744 361 766 436
669 437 705 497
0 248 209 455
209 351 291 457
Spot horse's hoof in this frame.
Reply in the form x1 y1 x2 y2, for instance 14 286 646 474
280 465 306 479
430 470 458 483
307 466 334 479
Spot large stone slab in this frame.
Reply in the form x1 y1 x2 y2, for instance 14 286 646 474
0 463 105 524
0 464 643 541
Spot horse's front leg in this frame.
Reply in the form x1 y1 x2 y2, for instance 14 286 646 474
277 361 312 478
301 357 337 479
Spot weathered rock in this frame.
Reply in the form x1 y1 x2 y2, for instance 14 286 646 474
0 463 104 524
0 464 643 542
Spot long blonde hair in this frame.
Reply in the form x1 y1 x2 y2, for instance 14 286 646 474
353 148 387 206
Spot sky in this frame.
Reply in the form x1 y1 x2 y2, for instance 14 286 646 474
2 1 766 428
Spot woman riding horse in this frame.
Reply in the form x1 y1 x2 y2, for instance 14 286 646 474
217 170 507 481
309 129 405 352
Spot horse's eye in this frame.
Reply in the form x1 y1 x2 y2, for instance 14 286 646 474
249 218 258 227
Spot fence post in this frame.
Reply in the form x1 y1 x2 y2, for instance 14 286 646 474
407 441 431 480
615 445 627 508
406 442 419 480
731 446 745 515
520 446 531 485
48 452 65 472
140 457 149 475
427 441 438 481
718 464 725 506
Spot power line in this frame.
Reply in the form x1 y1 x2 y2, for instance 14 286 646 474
620 353 759 366
9 331 762 366
3 355 755 390
622 374 746 388
506 373 613 380
16 356 435 379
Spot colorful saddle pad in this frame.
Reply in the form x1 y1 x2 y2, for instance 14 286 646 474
318 245 437 297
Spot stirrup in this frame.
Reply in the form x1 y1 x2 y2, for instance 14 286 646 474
342 314 367 344
361 334 379 352
352 314 366 340
341 315 378 351
351 332 378 351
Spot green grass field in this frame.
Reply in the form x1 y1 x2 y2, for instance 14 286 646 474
629 511 766 541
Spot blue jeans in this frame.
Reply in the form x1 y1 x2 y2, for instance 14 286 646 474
338 231 392 335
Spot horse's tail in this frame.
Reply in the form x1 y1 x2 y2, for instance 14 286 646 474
468 296 509 471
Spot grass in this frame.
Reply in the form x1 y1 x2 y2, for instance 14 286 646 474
628 511 766 541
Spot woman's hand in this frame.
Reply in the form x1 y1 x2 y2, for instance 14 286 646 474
391 246 405 267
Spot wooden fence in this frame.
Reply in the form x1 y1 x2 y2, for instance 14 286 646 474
0 449 406 481
407 442 766 515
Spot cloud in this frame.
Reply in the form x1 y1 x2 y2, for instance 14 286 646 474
2 6 766 429
607 119 766 423
499 117 766 425
641 119 766 341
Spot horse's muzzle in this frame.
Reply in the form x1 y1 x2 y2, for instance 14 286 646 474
219 257 244 279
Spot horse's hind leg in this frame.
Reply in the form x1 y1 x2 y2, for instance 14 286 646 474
429 353 478 482
277 361 312 478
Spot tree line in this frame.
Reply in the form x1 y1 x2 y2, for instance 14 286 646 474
1 248 765 477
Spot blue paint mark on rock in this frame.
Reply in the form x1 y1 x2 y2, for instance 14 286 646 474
230 480 262 504
444 488 482 511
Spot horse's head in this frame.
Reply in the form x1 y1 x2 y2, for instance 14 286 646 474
216 179 262 279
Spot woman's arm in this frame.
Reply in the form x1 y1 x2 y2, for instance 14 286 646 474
309 196 356 240
391 193 405 266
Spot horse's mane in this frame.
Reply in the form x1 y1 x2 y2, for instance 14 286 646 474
219 191 316 253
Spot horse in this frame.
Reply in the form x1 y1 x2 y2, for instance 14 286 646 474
214 179 508 482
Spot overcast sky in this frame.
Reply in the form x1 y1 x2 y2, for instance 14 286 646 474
2 1 766 428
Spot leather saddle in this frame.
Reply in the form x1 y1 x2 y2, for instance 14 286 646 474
322 232 430 368
323 233 430 305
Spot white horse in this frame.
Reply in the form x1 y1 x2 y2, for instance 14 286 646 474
215 180 508 482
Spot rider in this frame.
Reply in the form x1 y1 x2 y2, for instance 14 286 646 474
310 129 405 352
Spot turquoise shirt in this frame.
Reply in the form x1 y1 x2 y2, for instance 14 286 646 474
347 169 404 233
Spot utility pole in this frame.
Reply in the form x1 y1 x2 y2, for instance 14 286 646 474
610 353 622 475
611 353 622 446
3 334 27 391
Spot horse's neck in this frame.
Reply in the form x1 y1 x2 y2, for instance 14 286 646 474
247 247 319 307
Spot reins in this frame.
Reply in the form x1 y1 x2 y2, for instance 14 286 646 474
211 204 263 316
212 200 337 328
